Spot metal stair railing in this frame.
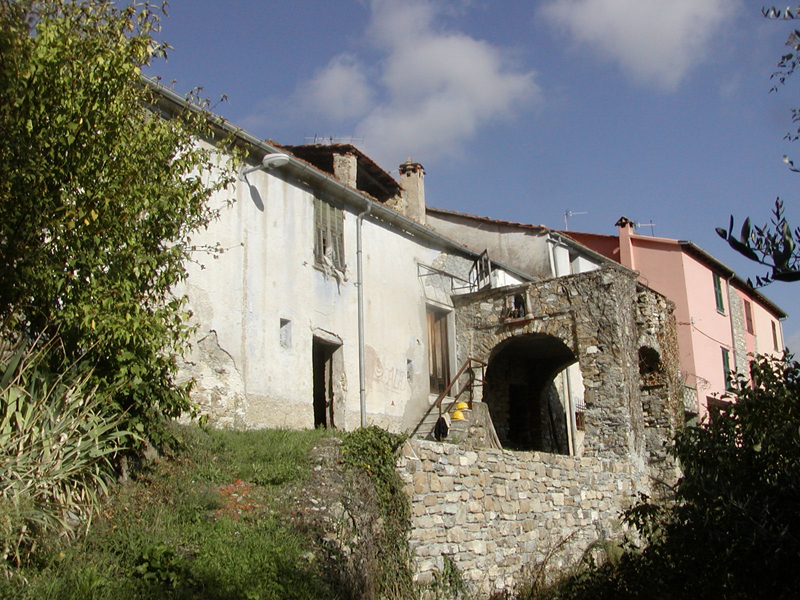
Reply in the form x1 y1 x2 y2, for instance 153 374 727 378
435 357 487 419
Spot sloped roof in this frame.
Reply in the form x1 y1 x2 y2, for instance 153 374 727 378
558 228 787 319
279 144 401 203
142 77 535 285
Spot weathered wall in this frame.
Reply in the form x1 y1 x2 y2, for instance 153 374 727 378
427 211 554 279
399 438 649 595
177 159 476 434
634 285 683 487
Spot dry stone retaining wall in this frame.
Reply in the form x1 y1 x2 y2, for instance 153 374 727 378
398 438 649 595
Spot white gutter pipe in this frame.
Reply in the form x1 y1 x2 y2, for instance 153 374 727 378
357 203 372 428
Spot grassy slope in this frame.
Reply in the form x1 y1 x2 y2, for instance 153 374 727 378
1 425 338 600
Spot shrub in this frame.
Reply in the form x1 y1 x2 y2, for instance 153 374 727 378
541 354 800 600
0 340 133 566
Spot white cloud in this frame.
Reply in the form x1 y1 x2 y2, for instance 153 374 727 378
288 0 539 166
540 0 738 90
297 54 375 122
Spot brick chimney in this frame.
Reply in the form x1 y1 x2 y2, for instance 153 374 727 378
397 158 426 224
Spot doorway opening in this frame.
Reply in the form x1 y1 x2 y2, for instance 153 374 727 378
313 337 341 428
484 334 576 453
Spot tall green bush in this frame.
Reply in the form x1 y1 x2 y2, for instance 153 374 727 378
0 0 235 438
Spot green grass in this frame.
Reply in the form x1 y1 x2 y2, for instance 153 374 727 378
0 425 336 600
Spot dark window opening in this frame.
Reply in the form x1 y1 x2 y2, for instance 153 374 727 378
707 396 730 424
575 404 586 431
638 347 664 389
508 293 527 319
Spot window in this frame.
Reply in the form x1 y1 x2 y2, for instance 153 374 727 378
721 347 733 391
743 300 754 334
772 321 780 351
427 307 451 395
713 273 725 313
279 319 292 349
314 195 344 270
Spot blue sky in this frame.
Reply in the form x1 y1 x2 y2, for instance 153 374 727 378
147 0 800 352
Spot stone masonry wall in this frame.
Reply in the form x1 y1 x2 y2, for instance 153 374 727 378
398 438 648 595
453 266 647 466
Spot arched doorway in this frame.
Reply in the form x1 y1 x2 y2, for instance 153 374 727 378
484 334 576 453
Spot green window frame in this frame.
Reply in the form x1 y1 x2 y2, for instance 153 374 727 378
721 347 733 391
713 273 725 313
314 195 345 270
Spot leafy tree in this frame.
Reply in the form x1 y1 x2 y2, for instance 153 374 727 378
0 0 235 438
717 7 800 285
544 355 800 600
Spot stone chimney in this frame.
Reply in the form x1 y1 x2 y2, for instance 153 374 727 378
332 152 358 188
398 157 426 224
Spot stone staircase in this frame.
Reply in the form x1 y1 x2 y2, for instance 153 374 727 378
410 358 502 449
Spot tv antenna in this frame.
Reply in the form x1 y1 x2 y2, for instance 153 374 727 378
304 134 364 145
564 210 587 230
635 221 657 236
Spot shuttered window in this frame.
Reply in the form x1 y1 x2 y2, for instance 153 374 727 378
427 307 451 395
314 195 345 270
713 273 725 313
743 300 754 333
721 347 733 391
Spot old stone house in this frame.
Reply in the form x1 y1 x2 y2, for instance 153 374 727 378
149 80 684 593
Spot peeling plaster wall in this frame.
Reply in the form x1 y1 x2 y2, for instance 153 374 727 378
427 212 553 278
178 163 473 433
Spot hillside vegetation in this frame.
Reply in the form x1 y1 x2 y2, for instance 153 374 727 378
0 425 416 600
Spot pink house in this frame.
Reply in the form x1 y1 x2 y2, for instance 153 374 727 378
565 217 787 421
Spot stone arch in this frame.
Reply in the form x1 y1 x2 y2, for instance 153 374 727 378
483 333 576 453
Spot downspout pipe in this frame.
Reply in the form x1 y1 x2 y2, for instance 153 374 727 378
357 203 372 428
